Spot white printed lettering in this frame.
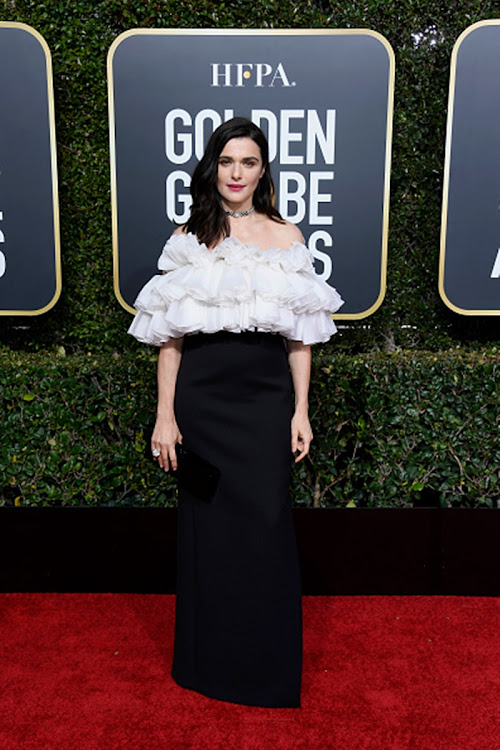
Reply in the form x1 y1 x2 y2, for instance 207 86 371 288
491 248 500 278
195 110 222 160
166 170 192 223
270 62 292 87
309 172 334 225
309 231 333 281
165 109 192 164
235 64 253 87
251 109 278 162
280 110 304 165
255 63 273 87
279 172 306 222
211 63 231 87
306 110 335 165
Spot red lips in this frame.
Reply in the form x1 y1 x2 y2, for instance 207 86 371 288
228 184 245 191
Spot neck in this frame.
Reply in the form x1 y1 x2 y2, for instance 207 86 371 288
221 197 253 214
224 205 255 218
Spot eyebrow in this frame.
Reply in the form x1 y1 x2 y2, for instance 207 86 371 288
218 155 260 161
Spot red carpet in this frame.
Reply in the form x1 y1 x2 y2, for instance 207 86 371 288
1 595 499 749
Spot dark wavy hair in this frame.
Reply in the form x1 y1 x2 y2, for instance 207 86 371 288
184 117 284 247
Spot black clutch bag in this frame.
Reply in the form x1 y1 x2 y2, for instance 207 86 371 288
173 443 220 503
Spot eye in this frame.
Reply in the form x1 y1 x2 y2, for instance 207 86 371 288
219 158 230 166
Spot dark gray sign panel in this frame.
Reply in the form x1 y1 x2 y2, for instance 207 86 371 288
440 20 500 315
108 29 394 318
0 23 61 315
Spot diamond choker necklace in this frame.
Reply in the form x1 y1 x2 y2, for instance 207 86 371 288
224 205 255 218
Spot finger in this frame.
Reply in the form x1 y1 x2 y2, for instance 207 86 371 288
295 433 305 450
297 431 312 448
159 445 170 472
291 429 298 454
168 443 178 471
295 446 308 462
152 444 163 467
294 436 312 462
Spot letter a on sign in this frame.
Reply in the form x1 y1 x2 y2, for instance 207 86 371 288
491 249 500 279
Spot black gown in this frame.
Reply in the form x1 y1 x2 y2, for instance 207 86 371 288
128 232 344 707
171 330 303 707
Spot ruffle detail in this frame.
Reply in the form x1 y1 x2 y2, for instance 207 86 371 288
128 233 344 346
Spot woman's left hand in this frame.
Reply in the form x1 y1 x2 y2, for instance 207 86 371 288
291 410 313 463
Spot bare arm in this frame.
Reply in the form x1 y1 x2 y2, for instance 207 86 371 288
287 340 313 462
152 336 184 471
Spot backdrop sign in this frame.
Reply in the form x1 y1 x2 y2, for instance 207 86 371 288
108 29 394 318
440 20 500 315
0 23 60 316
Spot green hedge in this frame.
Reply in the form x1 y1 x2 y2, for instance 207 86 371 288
0 1 499 508
1 349 498 508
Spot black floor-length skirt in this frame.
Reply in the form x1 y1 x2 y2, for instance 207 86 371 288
171 331 302 708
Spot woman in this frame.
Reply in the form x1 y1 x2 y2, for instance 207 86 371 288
129 117 343 708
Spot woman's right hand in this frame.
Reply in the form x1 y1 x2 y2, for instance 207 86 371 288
151 417 183 472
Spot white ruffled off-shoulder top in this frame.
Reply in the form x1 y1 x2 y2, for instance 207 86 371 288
128 232 344 346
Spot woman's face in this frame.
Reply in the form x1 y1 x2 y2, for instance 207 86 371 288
216 137 265 209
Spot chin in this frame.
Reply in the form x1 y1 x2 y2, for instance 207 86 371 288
229 193 253 206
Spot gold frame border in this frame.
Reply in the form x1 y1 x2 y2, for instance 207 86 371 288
439 19 500 316
0 22 61 316
108 28 395 319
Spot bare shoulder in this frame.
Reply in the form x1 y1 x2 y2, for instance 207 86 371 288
235 215 304 250
266 219 304 248
280 221 305 245
172 225 186 236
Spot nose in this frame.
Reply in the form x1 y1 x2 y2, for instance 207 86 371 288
231 161 242 180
